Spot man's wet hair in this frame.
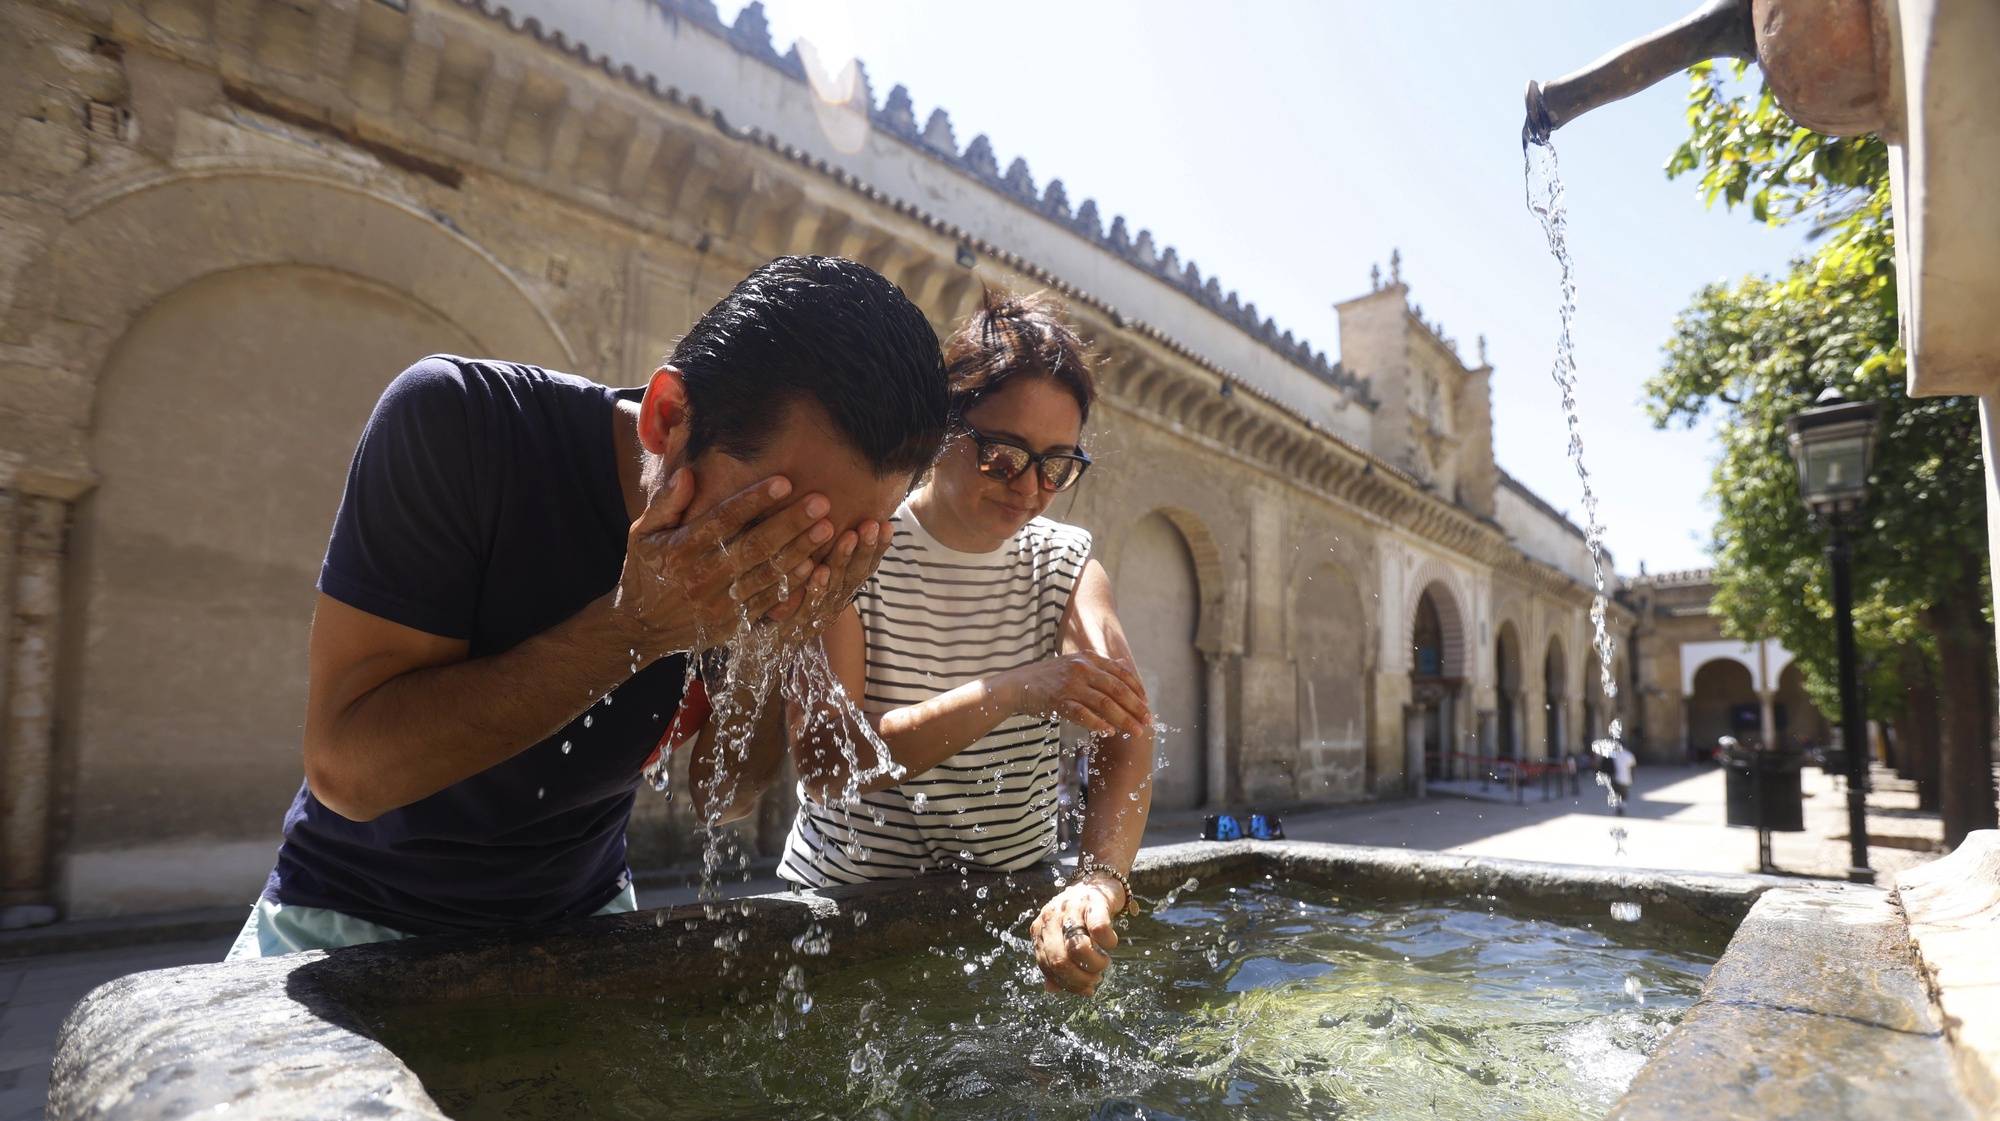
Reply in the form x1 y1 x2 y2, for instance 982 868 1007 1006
671 255 949 475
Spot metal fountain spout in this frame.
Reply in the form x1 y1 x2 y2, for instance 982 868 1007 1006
1525 0 1892 146
1524 0 1754 145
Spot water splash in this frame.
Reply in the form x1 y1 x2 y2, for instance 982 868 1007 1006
621 546 1178 1054
678 613 907 897
1153 877 1201 913
620 598 917 1033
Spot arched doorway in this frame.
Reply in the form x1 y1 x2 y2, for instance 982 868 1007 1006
1114 512 1207 809
1296 562 1367 798
1544 637 1568 759
20 170 575 917
1495 622 1524 760
1407 581 1465 786
67 265 481 906
1687 658 1758 758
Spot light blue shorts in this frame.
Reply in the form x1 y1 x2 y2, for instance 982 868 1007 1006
224 883 640 960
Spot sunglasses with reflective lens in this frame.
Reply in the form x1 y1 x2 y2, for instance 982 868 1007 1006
966 429 1093 492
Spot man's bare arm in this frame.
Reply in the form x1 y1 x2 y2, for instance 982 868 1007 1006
303 471 834 822
303 593 655 821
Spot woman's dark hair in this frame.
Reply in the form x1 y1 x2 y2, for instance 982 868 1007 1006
942 288 1096 426
670 255 949 475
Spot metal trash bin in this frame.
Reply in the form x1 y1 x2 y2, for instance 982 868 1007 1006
1726 750 1805 873
1724 751 1805 832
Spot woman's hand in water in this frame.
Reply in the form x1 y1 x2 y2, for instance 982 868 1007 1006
1030 879 1123 996
999 653 1151 740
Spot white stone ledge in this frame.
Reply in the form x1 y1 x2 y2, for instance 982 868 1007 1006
1897 828 2000 1113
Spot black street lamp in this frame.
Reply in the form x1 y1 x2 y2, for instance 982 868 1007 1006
1785 386 1881 885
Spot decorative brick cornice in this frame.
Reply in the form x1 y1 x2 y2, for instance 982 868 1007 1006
66 0 1621 599
459 0 1375 409
1629 567 1716 589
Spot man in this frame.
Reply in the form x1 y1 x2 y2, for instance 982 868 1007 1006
1608 742 1638 815
227 256 949 957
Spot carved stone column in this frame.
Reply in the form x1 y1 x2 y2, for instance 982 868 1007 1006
1369 669 1413 797
0 483 15 809
1525 683 1549 761
1201 648 1233 808
2 490 74 926
1402 704 1426 799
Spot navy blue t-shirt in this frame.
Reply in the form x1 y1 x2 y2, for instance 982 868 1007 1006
266 356 685 935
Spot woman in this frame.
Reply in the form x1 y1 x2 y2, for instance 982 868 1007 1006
781 290 1155 998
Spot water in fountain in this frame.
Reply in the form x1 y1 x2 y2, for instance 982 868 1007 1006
378 875 1717 1120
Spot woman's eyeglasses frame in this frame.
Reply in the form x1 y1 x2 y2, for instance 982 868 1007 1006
960 428 1093 493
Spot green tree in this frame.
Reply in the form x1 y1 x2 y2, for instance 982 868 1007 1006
1649 62 1994 847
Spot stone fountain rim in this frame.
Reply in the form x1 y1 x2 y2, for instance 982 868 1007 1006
45 839 1959 1121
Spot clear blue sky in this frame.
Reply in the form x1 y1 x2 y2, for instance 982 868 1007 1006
718 0 1807 575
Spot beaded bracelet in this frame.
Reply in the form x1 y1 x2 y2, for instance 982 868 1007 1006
1076 858 1142 916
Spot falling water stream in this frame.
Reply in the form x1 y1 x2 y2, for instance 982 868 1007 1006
1525 135 1647 962
1522 135 1622 760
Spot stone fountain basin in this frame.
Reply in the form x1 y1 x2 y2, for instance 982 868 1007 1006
46 839 1991 1120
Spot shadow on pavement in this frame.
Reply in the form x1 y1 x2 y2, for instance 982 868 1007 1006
1273 768 1713 854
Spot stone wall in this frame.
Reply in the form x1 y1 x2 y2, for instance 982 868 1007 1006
1 0 1639 919
1495 472 1603 590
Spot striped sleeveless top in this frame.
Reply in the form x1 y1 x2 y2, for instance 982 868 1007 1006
779 501 1093 887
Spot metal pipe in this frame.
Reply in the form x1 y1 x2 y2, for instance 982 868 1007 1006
1828 519 1875 884
1524 0 1757 145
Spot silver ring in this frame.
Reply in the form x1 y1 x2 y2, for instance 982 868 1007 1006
1061 921 1086 941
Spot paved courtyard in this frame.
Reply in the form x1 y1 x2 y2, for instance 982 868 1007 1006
1183 762 1948 882
1 941 228 1121
1 762 1944 1120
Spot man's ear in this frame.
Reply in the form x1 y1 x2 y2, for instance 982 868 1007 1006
638 366 692 459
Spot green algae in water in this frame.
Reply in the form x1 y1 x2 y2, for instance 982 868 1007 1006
374 880 1715 1120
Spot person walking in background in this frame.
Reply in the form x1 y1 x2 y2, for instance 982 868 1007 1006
781 290 1155 999
1609 742 1638 815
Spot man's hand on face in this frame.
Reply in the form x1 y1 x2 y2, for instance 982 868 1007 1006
759 517 894 644
613 468 840 656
